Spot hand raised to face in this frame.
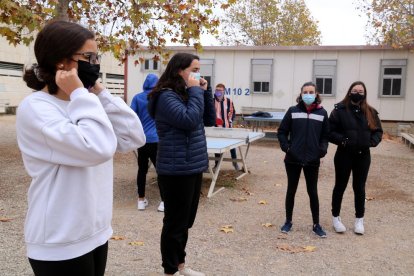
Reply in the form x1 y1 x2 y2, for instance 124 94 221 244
55 68 83 96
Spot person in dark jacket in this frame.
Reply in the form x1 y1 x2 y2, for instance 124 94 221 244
277 81 329 238
148 52 215 276
130 73 165 212
329 81 383 235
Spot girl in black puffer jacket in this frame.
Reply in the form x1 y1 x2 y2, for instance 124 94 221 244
278 81 329 238
329 81 383 235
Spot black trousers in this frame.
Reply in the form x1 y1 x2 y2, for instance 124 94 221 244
28 241 108 276
284 162 320 224
158 173 202 274
332 148 371 218
137 143 163 200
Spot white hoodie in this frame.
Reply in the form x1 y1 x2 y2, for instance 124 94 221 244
16 88 145 261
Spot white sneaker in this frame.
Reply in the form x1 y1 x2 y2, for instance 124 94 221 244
354 218 364 235
332 216 346 233
172 272 184 276
158 201 165 212
137 198 148 210
179 267 205 276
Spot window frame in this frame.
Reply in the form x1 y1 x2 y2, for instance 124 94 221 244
250 59 273 94
379 59 407 98
312 59 337 96
0 61 24 77
141 58 160 72
199 59 215 88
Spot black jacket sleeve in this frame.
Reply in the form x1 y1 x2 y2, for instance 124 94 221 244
203 87 216 127
328 108 346 146
277 108 292 152
319 111 330 157
370 110 383 147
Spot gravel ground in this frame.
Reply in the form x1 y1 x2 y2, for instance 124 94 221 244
1 114 414 276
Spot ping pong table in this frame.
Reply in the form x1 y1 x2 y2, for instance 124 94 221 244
205 127 265 198
243 111 285 132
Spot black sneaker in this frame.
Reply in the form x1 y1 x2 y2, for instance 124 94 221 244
313 224 327 238
281 221 292 233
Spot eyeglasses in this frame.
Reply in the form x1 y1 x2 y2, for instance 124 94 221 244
73 52 101 64
351 90 365 95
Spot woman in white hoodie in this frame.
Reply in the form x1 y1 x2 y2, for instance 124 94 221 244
16 20 145 275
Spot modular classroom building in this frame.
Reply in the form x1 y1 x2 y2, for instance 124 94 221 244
126 45 413 134
2 42 413 133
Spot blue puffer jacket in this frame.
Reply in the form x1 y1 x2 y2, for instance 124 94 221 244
130 74 159 143
148 86 214 175
277 102 329 166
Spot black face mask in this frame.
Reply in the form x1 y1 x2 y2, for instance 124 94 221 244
349 93 364 103
77 60 100 89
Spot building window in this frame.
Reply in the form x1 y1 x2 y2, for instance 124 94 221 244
0 61 24 77
313 60 337 95
251 59 273 93
380 59 407 97
142 59 159 71
200 59 214 87
104 73 124 98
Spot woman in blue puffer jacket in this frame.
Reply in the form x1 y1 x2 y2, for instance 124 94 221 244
148 52 215 276
277 81 329 238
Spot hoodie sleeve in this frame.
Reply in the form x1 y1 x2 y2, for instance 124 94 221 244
97 90 146 152
16 88 118 167
130 95 139 115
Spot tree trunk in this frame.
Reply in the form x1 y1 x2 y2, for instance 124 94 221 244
55 0 70 21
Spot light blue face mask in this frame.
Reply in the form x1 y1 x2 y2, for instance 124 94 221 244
190 72 201 80
302 94 316 105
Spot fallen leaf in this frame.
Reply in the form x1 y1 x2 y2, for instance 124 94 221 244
0 217 12 222
262 223 273 227
111 235 125 240
365 196 375 201
258 200 267 205
129 241 145 246
230 197 248 202
220 225 234 233
276 243 316 253
303 245 317 252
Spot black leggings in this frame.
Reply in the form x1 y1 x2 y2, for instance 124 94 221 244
28 241 108 276
284 162 320 224
332 148 371 218
158 173 202 275
137 143 164 200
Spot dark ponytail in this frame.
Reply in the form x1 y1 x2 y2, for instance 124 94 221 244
23 64 46 91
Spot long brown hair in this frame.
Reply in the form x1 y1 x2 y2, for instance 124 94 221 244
149 52 199 101
341 81 378 130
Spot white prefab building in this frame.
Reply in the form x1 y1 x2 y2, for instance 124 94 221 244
126 46 414 123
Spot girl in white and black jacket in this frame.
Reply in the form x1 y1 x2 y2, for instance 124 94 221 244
17 21 145 275
277 82 329 238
